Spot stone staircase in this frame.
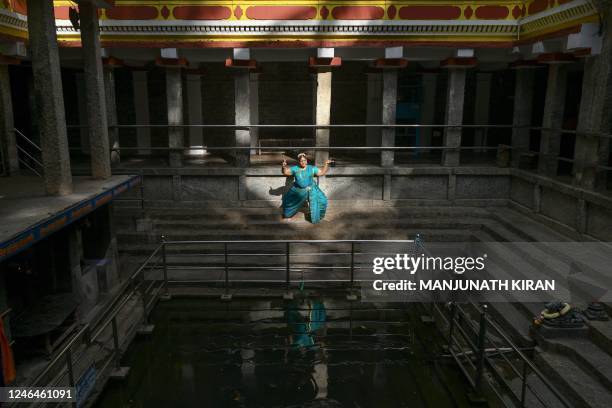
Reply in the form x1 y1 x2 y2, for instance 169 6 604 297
112 203 612 407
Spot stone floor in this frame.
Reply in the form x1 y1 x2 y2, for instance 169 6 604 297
0 175 135 245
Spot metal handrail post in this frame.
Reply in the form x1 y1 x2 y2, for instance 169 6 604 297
65 348 75 387
66 347 77 407
350 242 355 287
521 359 528 407
161 236 168 295
140 275 148 325
286 242 291 290
140 171 145 214
224 243 229 295
475 304 488 392
111 316 120 368
448 302 456 349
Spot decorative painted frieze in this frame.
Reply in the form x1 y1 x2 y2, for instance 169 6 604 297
0 0 600 48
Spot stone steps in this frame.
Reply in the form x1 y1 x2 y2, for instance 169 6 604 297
536 348 612 408
539 336 612 390
115 205 493 217
137 218 488 231
489 207 572 242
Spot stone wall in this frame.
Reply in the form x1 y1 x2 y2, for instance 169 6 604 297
117 165 612 242
118 167 512 211
509 169 612 241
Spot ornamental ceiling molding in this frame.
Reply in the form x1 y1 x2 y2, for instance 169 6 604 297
519 0 596 38
0 0 601 46
55 20 519 37
0 7 27 39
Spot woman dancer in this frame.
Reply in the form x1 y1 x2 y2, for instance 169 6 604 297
281 153 331 223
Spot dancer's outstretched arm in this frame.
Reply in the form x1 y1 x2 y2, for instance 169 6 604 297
281 160 293 176
317 159 333 177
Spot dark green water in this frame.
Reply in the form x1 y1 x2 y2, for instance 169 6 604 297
95 296 490 408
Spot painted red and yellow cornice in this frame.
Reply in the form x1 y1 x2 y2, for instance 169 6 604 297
0 0 600 47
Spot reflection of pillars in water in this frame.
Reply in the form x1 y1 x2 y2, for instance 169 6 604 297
372 307 387 391
315 301 329 399
241 348 256 392
313 354 328 399
181 363 196 398
349 301 353 341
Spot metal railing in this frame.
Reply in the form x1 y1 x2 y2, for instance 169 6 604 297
16 245 166 407
18 238 417 406
157 238 419 290
112 170 146 213
14 128 43 177
407 237 572 408
18 237 576 407
434 301 572 408
62 123 611 178
141 237 573 408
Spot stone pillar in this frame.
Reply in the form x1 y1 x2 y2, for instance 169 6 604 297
314 70 332 166
443 68 467 166
419 73 437 152
103 65 120 164
366 72 382 149
80 1 111 179
75 73 89 155
186 73 203 155
574 47 612 188
234 70 251 167
27 0 72 195
166 67 184 168
0 64 18 175
132 70 151 155
250 72 259 155
381 70 398 167
511 67 535 167
538 64 568 177
473 72 492 152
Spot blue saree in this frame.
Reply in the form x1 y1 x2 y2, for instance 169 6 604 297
282 165 328 223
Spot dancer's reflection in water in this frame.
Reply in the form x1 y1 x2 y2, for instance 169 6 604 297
283 295 330 405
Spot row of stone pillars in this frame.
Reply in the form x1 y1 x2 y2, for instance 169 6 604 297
1 3 611 194
21 0 111 195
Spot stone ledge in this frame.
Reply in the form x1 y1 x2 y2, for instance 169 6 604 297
511 168 612 210
112 166 512 177
122 198 509 210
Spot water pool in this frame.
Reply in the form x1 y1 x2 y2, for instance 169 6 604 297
95 295 496 407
